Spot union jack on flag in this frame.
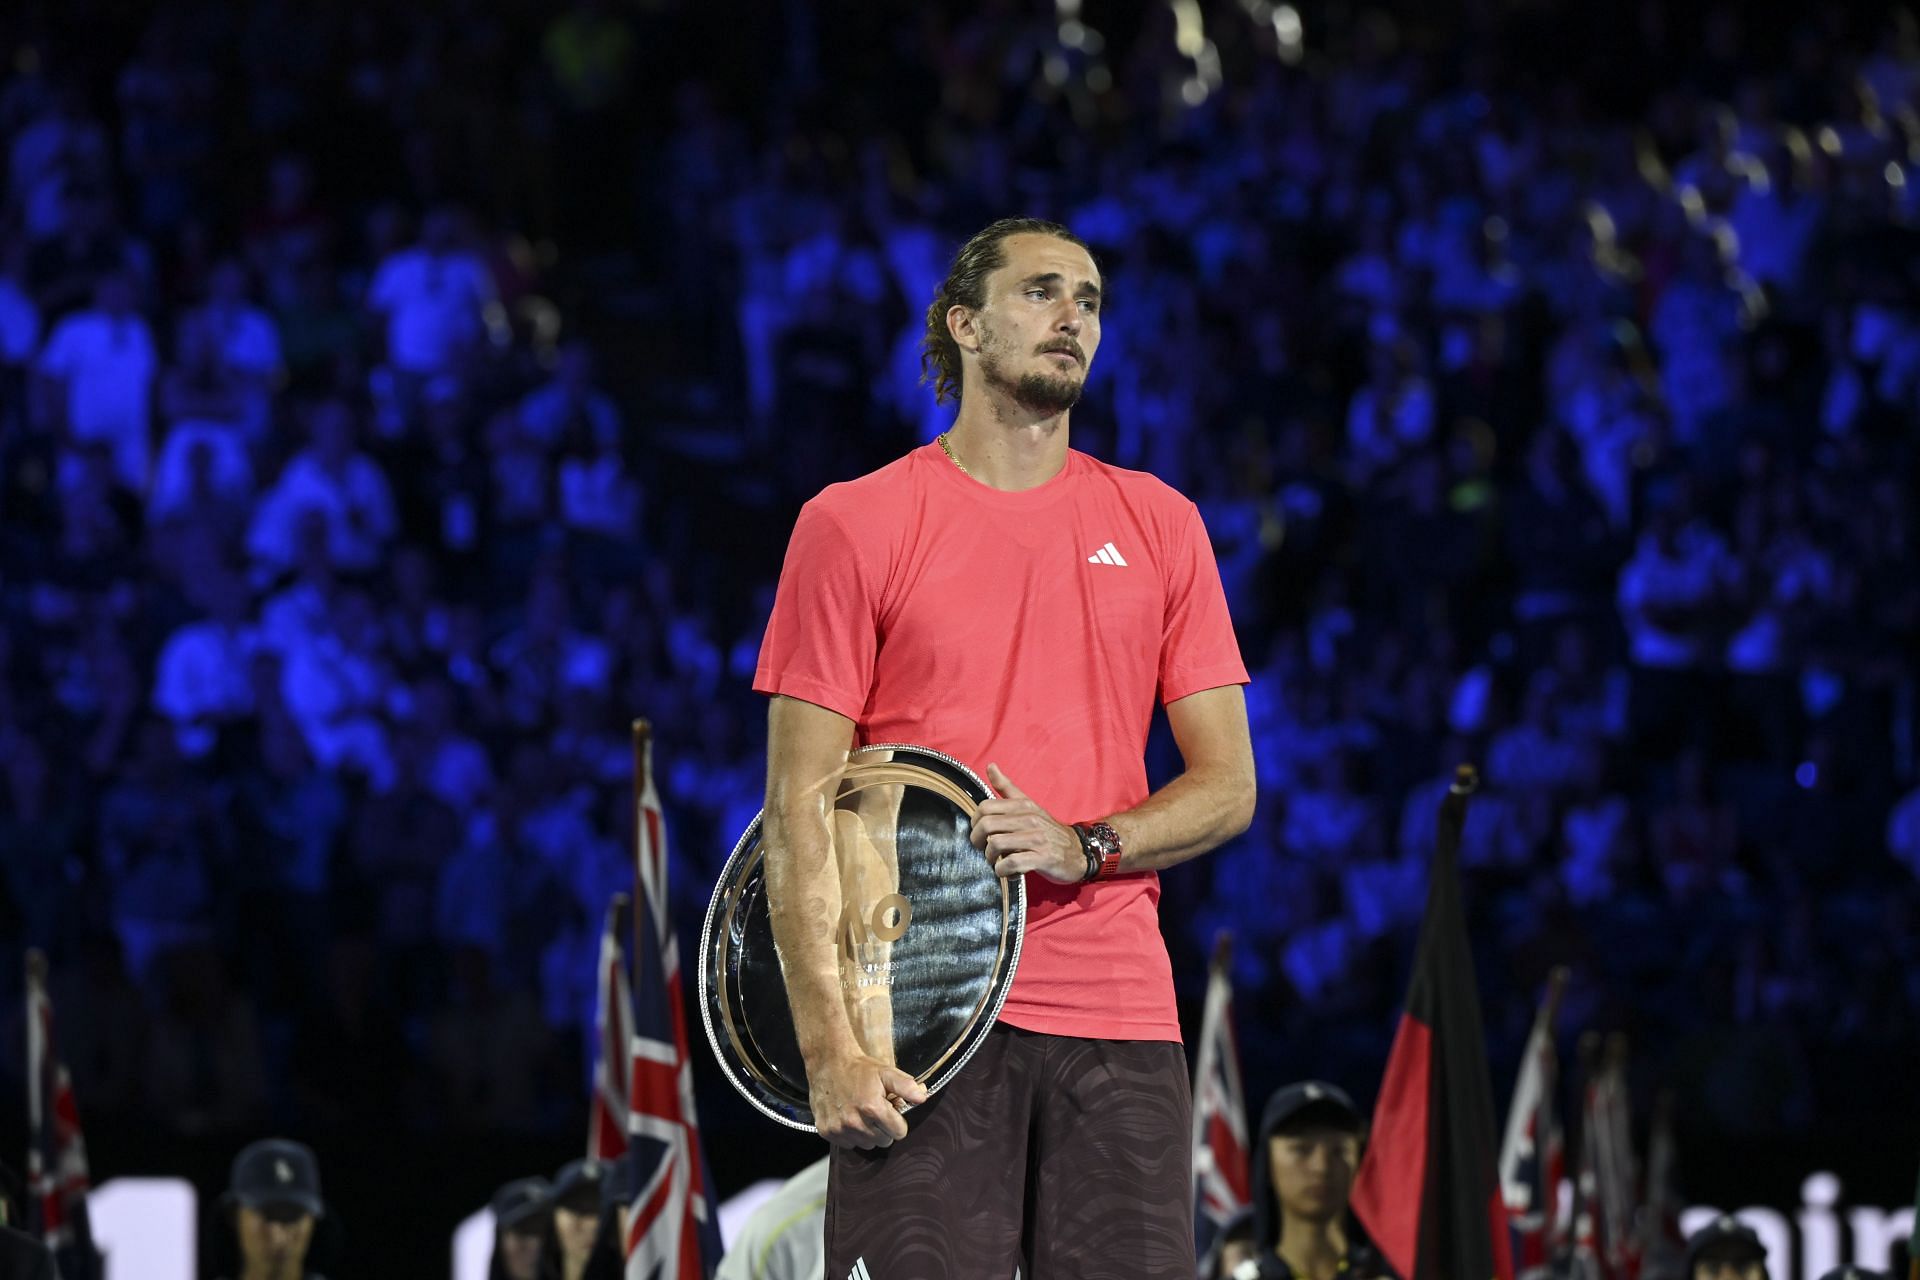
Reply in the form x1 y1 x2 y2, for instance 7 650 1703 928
26 950 99 1278
1499 969 1568 1279
1190 932 1251 1258
589 895 635 1163
624 723 722 1280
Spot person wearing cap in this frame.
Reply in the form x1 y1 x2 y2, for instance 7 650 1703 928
1239 1081 1390 1280
489 1177 551 1280
541 1159 621 1280
1198 1205 1258 1280
1815 1268 1889 1280
219 1138 326 1280
1684 1216 1768 1280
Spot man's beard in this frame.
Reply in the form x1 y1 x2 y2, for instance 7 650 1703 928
979 333 1084 416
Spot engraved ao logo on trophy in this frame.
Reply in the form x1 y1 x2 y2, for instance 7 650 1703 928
839 892 915 984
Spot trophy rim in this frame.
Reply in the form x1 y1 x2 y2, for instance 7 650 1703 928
698 743 1028 1133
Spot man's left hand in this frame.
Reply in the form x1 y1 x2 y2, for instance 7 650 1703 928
971 764 1086 884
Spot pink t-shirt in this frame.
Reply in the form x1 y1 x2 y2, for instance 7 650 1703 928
754 443 1248 1041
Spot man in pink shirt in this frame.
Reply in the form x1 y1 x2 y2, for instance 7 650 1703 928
755 217 1255 1278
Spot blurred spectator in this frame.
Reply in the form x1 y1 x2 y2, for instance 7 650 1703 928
247 400 397 575
365 205 497 382
151 566 259 757
218 1138 325 1280
35 270 160 492
490 1178 551 1280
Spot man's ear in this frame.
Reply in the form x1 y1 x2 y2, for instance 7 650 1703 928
948 304 980 355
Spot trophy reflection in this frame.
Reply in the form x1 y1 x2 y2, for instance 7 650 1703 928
832 763 908 1067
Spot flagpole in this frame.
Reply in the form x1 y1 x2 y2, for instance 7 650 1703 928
1542 966 1569 1025
1440 762 1479 844
631 718 652 966
25 947 47 1133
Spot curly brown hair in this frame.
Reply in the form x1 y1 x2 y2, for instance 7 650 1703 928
919 217 1099 406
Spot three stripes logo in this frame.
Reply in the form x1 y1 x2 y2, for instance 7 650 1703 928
848 1259 875 1280
1087 541 1128 566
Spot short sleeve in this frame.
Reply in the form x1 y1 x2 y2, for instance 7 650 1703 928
753 499 880 721
1158 501 1249 704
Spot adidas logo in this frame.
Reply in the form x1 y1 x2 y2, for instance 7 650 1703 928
1086 541 1128 566
848 1259 875 1280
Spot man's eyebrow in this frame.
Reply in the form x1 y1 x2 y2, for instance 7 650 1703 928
1017 272 1103 299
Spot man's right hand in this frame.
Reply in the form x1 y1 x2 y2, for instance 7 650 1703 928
808 1052 929 1149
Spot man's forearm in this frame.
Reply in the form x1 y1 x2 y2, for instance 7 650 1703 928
1102 759 1255 874
762 781 862 1068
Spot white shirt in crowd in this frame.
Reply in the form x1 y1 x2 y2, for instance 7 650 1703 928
279 633 397 791
247 449 398 573
152 620 259 754
366 246 496 374
37 308 160 490
715 1158 827 1280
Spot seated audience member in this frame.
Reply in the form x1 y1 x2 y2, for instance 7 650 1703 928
491 1177 551 1280
1684 1217 1768 1280
218 1138 327 1280
544 1158 619 1280
1240 1082 1390 1280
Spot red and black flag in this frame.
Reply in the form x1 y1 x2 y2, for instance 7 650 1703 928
1352 766 1515 1280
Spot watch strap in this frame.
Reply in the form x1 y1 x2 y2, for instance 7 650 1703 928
1073 821 1123 882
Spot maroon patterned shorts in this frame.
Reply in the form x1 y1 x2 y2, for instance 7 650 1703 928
825 1024 1194 1279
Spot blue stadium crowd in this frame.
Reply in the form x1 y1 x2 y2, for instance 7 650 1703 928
1 0 1918 1218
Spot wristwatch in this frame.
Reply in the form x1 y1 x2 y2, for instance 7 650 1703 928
1073 822 1123 882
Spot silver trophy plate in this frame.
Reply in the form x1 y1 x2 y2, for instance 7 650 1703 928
699 744 1026 1132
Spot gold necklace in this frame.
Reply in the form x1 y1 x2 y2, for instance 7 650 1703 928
935 432 974 479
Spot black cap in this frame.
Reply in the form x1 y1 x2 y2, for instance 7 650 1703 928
599 1154 633 1212
224 1139 323 1218
550 1158 606 1211
491 1177 551 1232
1686 1216 1767 1275
1259 1080 1361 1137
